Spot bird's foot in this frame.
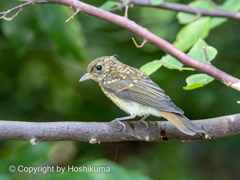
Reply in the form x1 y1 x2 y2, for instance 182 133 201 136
139 115 149 130
111 114 136 131
112 119 126 131
139 119 148 130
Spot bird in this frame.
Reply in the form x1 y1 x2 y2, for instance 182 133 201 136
79 56 206 136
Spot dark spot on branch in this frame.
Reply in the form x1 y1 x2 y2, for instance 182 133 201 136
160 128 168 141
128 122 134 131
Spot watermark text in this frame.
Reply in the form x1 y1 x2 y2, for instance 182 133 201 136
9 165 110 174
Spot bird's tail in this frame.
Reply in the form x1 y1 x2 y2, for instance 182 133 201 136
157 110 206 136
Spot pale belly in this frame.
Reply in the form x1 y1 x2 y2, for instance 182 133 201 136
103 89 162 117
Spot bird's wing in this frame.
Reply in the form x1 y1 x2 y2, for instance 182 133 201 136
101 77 184 114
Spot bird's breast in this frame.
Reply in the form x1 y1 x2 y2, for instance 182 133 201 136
101 87 162 117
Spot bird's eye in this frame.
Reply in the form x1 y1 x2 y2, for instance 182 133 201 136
96 65 102 71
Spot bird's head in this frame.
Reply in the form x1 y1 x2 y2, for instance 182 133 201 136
79 56 119 82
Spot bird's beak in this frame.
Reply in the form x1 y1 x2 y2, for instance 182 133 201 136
79 73 93 82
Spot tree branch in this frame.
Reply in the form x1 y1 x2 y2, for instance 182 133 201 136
53 0 240 91
0 1 33 21
113 0 240 20
3 1 240 91
0 114 240 143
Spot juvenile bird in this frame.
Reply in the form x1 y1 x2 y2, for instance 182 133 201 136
80 56 206 136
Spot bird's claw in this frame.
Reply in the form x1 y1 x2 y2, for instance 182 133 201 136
139 115 149 130
139 118 148 130
112 119 126 131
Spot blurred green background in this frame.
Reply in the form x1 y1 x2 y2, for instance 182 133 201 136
0 0 240 179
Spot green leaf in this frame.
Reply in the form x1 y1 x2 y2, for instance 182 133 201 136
177 13 196 25
210 0 240 29
160 55 183 70
184 74 214 90
187 38 217 63
182 38 217 90
177 0 215 24
173 17 210 52
209 18 227 29
99 1 121 11
140 60 162 75
221 0 240 10
149 0 164 6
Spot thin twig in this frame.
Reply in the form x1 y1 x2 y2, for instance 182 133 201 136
0 1 33 21
123 0 129 18
70 0 74 20
203 47 211 64
65 0 80 22
112 0 240 20
132 37 147 48
196 12 201 20
65 9 80 22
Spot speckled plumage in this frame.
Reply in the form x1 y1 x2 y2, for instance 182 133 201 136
80 56 206 136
